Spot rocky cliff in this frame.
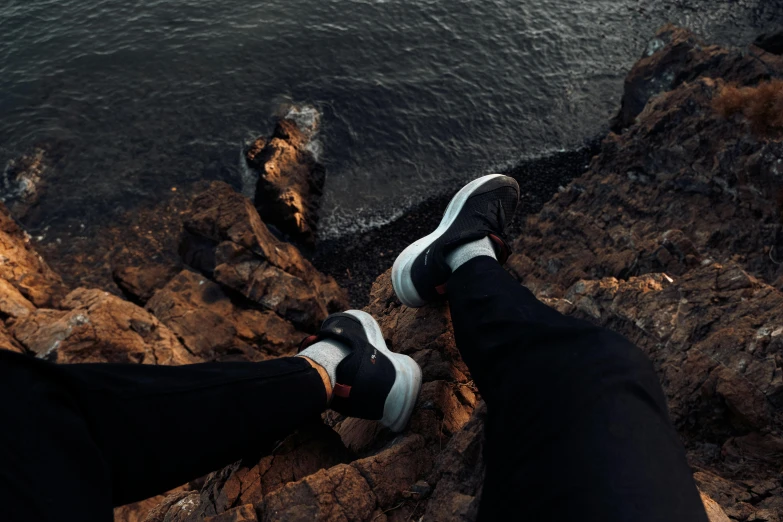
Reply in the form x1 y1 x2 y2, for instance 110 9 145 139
1 24 782 522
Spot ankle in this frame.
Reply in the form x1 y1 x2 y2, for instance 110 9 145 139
301 356 333 402
446 236 497 272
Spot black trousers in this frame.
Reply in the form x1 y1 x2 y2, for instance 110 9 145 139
0 256 707 521
448 257 707 521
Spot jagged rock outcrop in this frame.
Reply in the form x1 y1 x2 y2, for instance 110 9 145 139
246 117 325 246
146 269 305 361
180 181 347 331
114 262 184 304
114 485 195 522
0 323 25 354
12 288 197 365
0 202 67 307
511 82 783 298
502 26 783 521
612 24 783 131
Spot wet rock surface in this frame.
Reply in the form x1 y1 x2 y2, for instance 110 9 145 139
246 117 325 247
0 202 67 307
2 147 49 220
0 24 781 522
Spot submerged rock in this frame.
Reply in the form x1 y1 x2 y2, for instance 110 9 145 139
246 117 326 246
2 146 49 220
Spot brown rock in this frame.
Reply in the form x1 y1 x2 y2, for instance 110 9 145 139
115 485 192 522
251 434 432 522
351 434 432 508
183 182 306 276
146 269 304 361
423 404 486 522
694 471 756 521
700 492 732 522
114 263 182 304
212 244 327 332
204 505 257 522
721 433 783 472
258 464 376 522
0 276 35 320
246 118 325 245
13 288 195 364
181 182 347 331
510 80 783 295
3 146 48 219
613 24 783 130
0 322 25 354
0 202 67 307
144 491 202 522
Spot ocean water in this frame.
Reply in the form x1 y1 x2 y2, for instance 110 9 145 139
1 0 781 243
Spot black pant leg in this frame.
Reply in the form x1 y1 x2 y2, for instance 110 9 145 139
0 350 327 511
446 256 708 522
0 351 112 522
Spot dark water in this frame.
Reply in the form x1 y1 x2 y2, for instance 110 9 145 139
1 0 781 243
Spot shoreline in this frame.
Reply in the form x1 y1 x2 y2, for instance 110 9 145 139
313 141 601 305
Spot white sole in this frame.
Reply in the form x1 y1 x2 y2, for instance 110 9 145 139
391 174 512 308
344 310 422 432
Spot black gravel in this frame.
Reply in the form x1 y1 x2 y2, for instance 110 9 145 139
312 139 602 307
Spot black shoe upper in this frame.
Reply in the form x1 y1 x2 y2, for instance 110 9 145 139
302 313 396 421
410 177 519 302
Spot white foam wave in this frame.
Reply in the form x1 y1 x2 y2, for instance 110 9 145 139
284 104 321 137
238 137 257 198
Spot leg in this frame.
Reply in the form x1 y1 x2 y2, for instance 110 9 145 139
0 350 327 514
0 350 113 521
447 256 708 522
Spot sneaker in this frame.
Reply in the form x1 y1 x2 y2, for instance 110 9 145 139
392 174 519 307
299 310 422 432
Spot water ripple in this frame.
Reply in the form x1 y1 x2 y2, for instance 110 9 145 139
0 0 779 240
